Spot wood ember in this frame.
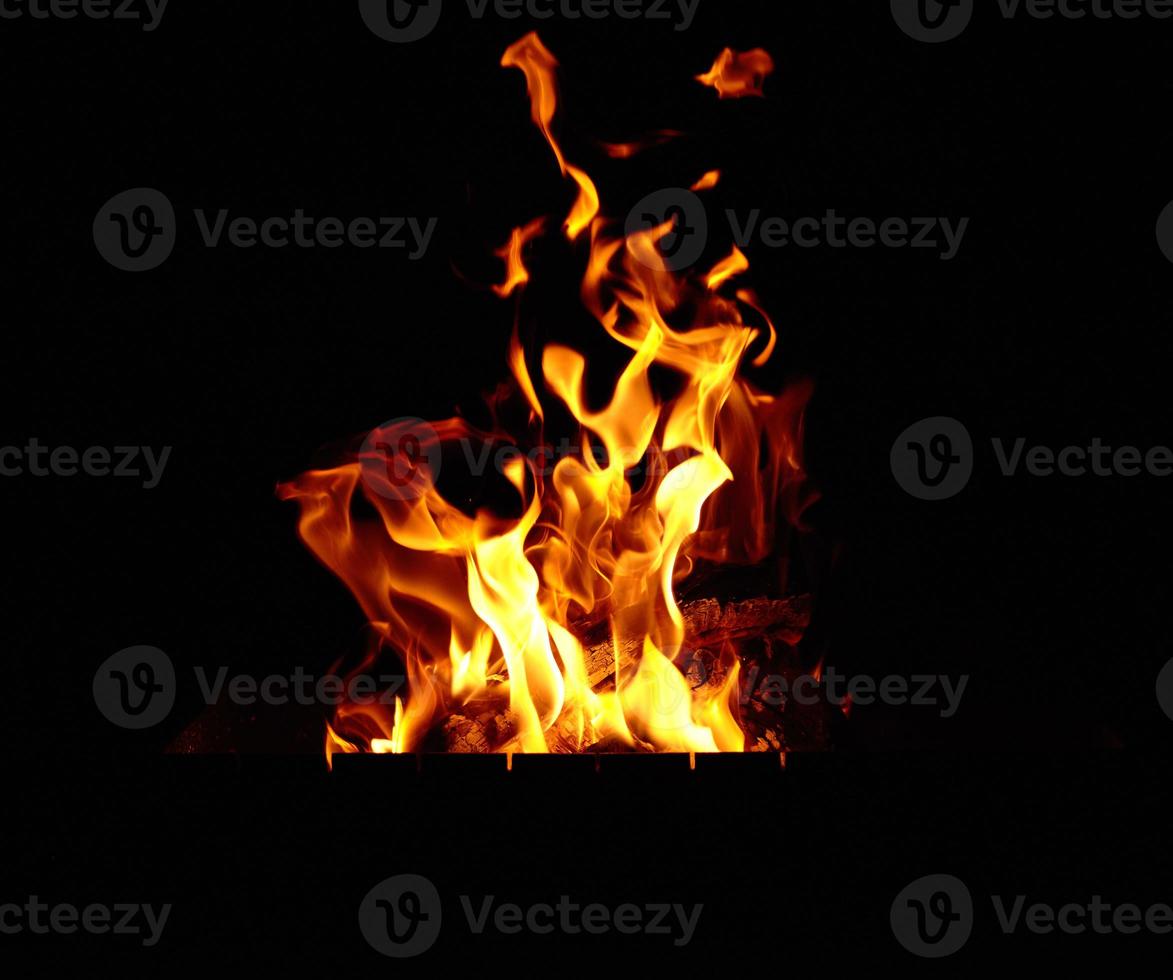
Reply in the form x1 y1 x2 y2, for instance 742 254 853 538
543 711 588 754
689 595 811 643
749 731 783 752
583 637 644 690
582 594 811 689
435 593 828 753
684 648 723 691
443 715 489 753
442 707 519 752
491 709 518 746
584 733 655 753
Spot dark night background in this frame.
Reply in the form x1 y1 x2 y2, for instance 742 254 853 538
1 0 1172 967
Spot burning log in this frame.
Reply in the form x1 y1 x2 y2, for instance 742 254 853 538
685 595 811 642
443 715 490 754
584 733 655 753
454 597 811 753
582 594 811 689
443 709 518 753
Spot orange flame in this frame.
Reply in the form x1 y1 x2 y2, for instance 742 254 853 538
691 169 721 192
705 246 749 290
493 217 547 298
599 130 683 159
280 35 813 759
696 48 776 99
501 33 599 240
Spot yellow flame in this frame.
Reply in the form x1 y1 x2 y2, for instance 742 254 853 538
282 33 812 758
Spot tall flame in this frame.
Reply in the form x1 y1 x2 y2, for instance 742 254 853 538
280 34 813 758
501 33 599 240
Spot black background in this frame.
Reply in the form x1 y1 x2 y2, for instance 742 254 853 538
2 0 1172 967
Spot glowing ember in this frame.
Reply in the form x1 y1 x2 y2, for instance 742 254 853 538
278 33 814 761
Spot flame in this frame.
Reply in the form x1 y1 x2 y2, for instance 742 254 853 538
696 48 776 99
705 246 749 290
599 130 682 158
493 216 547 298
691 169 721 192
501 33 599 240
280 36 814 758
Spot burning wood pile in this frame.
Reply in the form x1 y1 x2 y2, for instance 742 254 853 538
442 592 816 754
278 33 825 761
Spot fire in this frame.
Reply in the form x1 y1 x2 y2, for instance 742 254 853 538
690 169 721 192
500 33 599 240
599 129 682 159
280 33 814 760
695 47 776 99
